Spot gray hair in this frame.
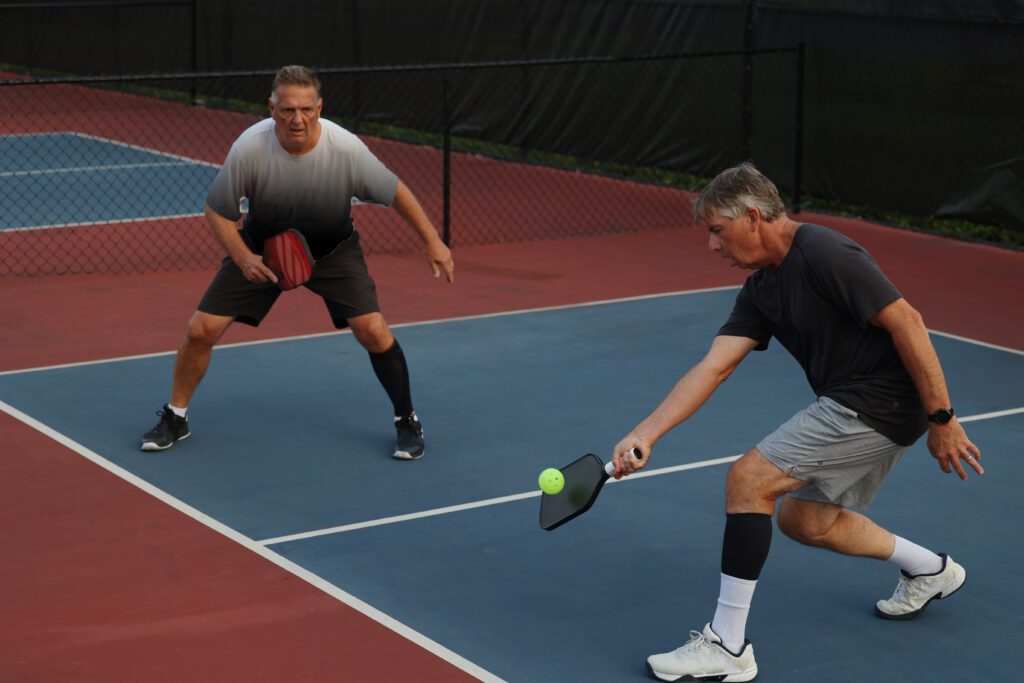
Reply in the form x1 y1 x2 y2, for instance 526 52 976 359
270 65 321 100
693 162 786 223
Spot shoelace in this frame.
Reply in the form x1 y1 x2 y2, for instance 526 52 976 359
890 576 912 603
675 630 710 656
397 416 422 435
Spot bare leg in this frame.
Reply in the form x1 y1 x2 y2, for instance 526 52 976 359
725 447 809 514
169 311 234 407
777 497 895 560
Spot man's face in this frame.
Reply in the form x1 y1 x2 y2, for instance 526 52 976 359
704 207 764 269
269 84 322 154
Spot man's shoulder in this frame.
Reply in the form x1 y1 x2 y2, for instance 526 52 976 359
320 119 368 153
230 118 275 153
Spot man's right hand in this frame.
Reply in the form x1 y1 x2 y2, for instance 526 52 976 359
236 251 279 284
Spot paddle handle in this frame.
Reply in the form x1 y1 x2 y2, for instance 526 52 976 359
604 447 642 476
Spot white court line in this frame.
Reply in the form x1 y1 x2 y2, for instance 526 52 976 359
68 131 222 168
0 130 220 232
958 406 1024 422
0 286 741 376
259 405 1024 546
258 454 743 546
1 212 206 233
931 329 1024 357
4 286 1021 378
1 160 196 177
0 399 504 683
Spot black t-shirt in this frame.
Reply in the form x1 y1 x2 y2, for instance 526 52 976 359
718 224 928 446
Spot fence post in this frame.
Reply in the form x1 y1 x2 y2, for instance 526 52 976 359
190 0 199 104
741 0 756 160
442 74 451 247
792 41 805 213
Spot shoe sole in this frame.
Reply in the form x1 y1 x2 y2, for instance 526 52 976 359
140 431 191 451
392 449 424 460
874 573 967 621
646 661 757 682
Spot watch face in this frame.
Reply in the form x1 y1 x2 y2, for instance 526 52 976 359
931 408 953 424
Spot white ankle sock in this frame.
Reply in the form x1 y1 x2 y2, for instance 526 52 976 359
168 403 188 418
887 535 943 576
711 573 757 655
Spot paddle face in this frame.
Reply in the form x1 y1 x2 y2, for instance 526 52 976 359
539 453 610 531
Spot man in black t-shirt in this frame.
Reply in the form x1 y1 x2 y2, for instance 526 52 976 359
611 163 982 682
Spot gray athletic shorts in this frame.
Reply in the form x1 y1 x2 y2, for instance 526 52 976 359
757 396 906 510
198 230 379 329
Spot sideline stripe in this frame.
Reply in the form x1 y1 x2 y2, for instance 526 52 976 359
260 403 1023 545
0 400 503 683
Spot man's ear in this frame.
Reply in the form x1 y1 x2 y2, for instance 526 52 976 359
746 206 761 230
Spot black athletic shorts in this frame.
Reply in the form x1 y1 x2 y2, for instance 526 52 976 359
198 230 379 329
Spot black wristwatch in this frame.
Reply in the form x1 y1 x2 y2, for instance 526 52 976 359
927 407 955 425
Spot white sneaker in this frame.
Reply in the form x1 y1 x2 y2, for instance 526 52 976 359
875 553 966 620
646 623 757 682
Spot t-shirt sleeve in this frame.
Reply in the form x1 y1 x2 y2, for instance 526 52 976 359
807 232 902 327
717 283 772 350
352 144 399 207
206 143 246 221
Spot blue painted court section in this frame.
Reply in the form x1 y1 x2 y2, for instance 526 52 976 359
2 289 1022 682
0 133 217 229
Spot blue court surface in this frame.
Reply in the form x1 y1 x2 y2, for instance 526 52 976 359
0 132 217 229
2 289 1022 682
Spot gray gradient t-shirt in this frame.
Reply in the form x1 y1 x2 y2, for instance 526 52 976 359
206 118 399 259
718 224 927 446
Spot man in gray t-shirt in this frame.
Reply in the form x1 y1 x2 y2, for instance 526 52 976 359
609 163 982 681
140 65 454 461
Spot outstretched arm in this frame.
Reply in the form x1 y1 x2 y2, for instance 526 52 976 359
391 181 454 283
871 298 983 479
613 334 759 477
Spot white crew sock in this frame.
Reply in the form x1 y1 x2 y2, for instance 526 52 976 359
887 535 943 576
168 403 188 418
711 573 757 655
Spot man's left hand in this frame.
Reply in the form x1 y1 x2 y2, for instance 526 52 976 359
927 418 983 480
426 239 455 283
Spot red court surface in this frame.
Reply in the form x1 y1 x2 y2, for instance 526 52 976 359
2 214 1023 682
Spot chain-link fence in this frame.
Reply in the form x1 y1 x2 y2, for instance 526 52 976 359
0 50 800 276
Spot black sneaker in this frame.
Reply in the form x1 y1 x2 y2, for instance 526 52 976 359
393 414 425 460
140 405 191 451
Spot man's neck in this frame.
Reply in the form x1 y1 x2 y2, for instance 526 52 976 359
762 218 801 267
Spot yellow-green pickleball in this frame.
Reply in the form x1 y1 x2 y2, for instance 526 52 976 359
538 467 565 495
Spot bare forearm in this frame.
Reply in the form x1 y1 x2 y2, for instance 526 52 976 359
632 361 729 445
205 203 277 284
205 204 251 263
886 307 950 412
392 181 442 245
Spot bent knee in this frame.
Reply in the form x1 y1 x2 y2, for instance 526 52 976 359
777 502 834 545
350 315 393 352
185 314 230 346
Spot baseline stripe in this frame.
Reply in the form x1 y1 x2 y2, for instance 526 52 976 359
5 287 1021 376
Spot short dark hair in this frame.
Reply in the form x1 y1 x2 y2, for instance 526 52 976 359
693 162 786 223
270 65 321 100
